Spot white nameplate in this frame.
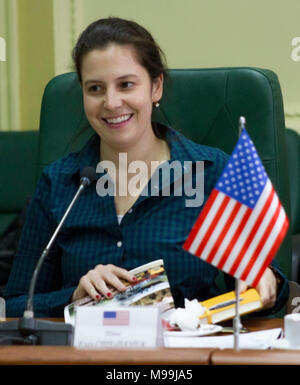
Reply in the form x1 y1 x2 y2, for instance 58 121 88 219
73 306 163 348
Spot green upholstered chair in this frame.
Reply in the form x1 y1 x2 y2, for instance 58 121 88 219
0 131 39 236
0 130 39 297
38 67 292 282
285 128 300 283
286 128 300 236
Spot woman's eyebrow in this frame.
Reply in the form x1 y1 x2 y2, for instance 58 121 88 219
84 74 138 86
83 79 102 86
116 74 138 80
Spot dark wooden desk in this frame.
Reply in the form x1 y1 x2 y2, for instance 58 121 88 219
0 346 214 365
211 349 300 365
0 318 299 365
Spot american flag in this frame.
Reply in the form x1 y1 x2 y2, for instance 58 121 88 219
183 128 289 287
103 310 130 326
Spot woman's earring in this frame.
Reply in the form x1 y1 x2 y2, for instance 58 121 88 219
155 102 160 108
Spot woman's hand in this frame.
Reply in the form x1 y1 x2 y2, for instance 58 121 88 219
239 267 277 309
71 264 136 302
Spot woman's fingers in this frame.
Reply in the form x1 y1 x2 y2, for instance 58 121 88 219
239 280 248 294
89 270 121 298
72 264 136 302
236 268 277 309
256 268 277 309
97 264 135 290
78 274 103 301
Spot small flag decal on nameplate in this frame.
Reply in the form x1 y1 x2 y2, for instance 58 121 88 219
103 310 130 326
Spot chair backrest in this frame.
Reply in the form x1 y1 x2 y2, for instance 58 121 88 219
0 130 39 235
38 67 292 279
285 128 300 235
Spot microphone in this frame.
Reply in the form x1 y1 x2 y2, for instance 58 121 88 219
0 167 96 345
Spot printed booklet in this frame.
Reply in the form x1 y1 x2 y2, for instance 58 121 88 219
198 288 263 325
64 259 174 325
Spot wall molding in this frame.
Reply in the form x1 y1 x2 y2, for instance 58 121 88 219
53 0 74 75
73 0 85 43
0 0 20 131
53 0 85 76
0 36 5 62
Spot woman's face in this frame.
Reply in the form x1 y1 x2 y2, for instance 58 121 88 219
81 44 163 152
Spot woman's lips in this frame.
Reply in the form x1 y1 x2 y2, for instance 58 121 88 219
102 113 133 128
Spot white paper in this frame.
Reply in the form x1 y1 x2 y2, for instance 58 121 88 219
73 306 163 349
164 328 282 350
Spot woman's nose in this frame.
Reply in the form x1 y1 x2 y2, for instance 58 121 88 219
103 89 123 110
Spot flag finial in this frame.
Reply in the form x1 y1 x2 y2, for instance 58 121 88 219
239 116 246 136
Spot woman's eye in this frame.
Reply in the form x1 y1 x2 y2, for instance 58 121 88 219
88 85 102 93
121 81 134 89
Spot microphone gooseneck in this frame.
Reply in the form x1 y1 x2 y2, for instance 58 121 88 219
0 167 96 346
0 167 96 345
25 167 96 317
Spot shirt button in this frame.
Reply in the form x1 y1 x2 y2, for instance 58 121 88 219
117 241 122 248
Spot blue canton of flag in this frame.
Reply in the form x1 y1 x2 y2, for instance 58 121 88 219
217 134 268 209
184 128 289 287
103 310 130 326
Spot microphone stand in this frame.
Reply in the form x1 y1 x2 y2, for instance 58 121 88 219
0 171 94 345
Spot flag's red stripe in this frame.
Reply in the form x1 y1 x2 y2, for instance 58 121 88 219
206 200 242 264
183 189 219 251
241 196 281 281
252 216 289 287
228 187 275 276
195 195 230 257
217 207 252 270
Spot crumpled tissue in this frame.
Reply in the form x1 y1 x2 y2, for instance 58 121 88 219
168 299 206 331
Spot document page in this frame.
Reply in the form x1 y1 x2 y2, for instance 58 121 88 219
164 328 282 350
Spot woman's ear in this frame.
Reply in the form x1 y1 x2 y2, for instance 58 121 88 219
152 73 164 103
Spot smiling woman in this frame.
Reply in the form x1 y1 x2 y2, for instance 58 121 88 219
80 45 164 155
72 18 170 218
4 17 289 318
